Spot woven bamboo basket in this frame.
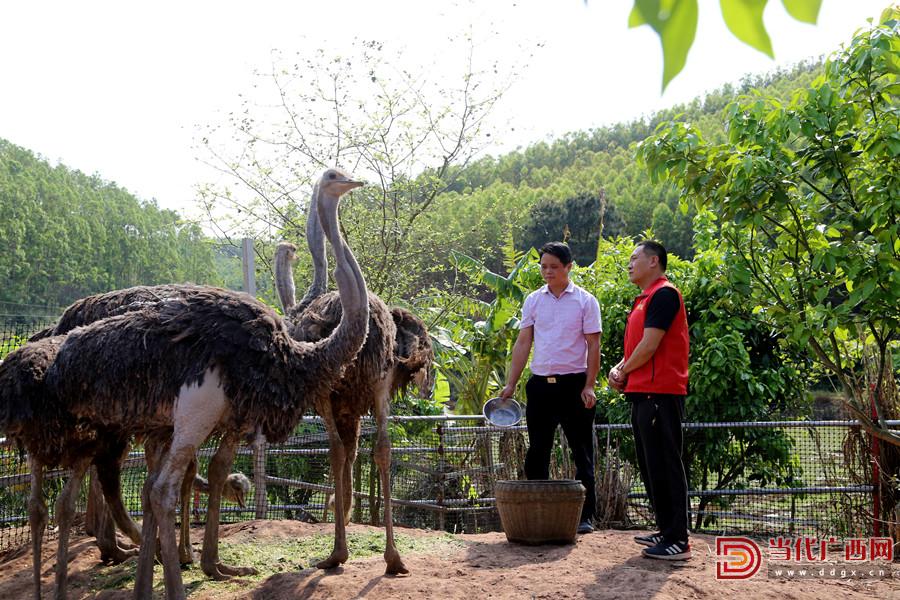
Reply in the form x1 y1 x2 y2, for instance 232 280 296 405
495 479 585 545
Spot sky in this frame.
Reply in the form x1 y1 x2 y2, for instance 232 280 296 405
0 1 890 218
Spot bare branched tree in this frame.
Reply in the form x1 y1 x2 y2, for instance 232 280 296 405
196 33 524 301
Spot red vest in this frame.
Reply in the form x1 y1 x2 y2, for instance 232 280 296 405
623 276 689 395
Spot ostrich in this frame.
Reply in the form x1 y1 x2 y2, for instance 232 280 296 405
25 284 254 573
0 338 251 600
0 334 125 600
37 168 370 600
271 194 432 574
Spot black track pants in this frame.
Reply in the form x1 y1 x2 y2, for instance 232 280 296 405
524 373 596 522
628 393 689 543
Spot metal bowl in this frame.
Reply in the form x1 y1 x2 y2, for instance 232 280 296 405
482 397 523 427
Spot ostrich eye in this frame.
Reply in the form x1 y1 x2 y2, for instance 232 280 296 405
328 173 336 179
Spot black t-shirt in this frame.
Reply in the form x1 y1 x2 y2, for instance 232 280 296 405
644 287 680 331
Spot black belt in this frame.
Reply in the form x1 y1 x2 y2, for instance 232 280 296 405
532 372 585 384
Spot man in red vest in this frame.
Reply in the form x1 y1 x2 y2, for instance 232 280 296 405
608 240 691 560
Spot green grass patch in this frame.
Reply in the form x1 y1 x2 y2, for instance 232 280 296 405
89 530 463 597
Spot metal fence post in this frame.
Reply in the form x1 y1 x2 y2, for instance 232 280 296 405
437 421 446 531
252 432 268 519
241 238 256 297
869 389 881 537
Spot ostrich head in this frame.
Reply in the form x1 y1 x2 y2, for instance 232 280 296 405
276 242 297 265
318 168 363 196
223 472 252 508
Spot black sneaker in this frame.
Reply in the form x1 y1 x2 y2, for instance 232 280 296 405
577 520 594 534
642 540 691 561
633 532 664 547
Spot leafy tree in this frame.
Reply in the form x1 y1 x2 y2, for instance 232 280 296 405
0 140 217 308
637 13 900 448
518 192 606 265
429 244 540 415
588 233 810 528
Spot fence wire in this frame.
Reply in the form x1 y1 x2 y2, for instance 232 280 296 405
1 416 892 554
0 316 893 554
0 314 56 358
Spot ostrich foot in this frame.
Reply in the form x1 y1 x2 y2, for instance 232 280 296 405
201 561 258 580
179 543 196 566
316 549 349 570
99 544 140 565
384 551 409 576
117 536 138 551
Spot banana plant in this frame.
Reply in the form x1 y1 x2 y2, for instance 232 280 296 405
431 241 540 415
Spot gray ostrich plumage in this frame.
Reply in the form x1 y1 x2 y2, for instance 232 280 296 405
271 188 433 575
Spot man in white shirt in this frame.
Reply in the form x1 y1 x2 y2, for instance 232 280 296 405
499 242 602 534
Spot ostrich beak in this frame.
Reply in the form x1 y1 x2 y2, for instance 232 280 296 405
344 179 364 190
234 489 246 509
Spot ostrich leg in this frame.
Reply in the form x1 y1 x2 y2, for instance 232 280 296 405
317 403 349 569
28 456 48 600
134 436 167 599
52 455 91 600
374 386 408 575
200 434 257 578
94 439 143 546
90 437 141 564
150 444 196 600
148 370 239 600
84 467 100 538
339 420 360 526
178 458 198 565
90 471 138 564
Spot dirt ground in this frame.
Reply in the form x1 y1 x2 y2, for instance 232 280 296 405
1 520 896 599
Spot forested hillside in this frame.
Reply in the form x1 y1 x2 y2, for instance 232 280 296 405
404 60 823 289
0 140 220 309
0 60 823 312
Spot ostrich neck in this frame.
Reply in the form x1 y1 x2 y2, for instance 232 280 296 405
295 182 368 372
274 247 297 313
296 183 328 313
275 185 329 317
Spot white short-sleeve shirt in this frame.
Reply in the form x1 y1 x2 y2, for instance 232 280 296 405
519 281 602 376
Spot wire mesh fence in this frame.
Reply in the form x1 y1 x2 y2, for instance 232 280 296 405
0 307 57 359
1 416 892 555
0 313 893 553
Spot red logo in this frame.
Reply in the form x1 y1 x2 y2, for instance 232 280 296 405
716 537 762 580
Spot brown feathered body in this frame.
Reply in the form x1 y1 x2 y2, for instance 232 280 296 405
289 291 395 420
288 295 433 402
28 284 209 341
47 287 349 444
8 283 269 580
0 336 124 467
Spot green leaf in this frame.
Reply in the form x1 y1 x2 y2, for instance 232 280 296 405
720 0 774 58
433 370 451 406
630 0 700 91
628 1 650 27
781 0 822 24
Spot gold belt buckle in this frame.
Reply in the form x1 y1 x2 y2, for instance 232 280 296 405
547 376 557 384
